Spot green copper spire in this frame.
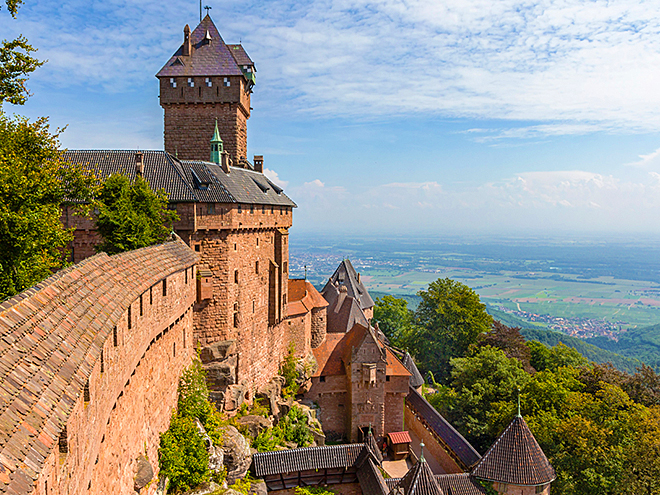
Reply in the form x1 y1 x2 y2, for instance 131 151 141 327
210 119 223 164
517 388 522 417
420 442 425 462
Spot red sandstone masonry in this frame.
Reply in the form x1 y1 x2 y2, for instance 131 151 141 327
0 240 198 495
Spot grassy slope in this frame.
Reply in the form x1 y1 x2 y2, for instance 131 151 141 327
587 323 660 371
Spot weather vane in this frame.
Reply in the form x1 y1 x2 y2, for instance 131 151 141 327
204 5 212 15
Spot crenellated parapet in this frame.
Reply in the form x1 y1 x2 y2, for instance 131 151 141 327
0 238 198 495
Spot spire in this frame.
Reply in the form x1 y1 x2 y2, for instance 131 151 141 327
210 119 223 164
517 388 521 418
420 442 425 462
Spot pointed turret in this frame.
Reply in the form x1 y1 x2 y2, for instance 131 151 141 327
471 415 555 490
390 444 444 495
210 119 223 163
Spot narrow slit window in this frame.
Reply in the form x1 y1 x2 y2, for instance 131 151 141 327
139 294 143 316
127 305 132 330
255 261 259 274
113 326 118 346
163 278 167 297
84 380 90 403
100 349 104 373
58 426 68 454
173 342 176 357
234 270 239 284
150 286 153 305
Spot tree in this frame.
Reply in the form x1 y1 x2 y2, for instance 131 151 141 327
411 278 493 382
1 0 44 106
373 294 416 348
0 114 94 300
476 321 533 372
95 174 178 255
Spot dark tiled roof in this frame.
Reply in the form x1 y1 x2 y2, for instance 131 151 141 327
471 416 555 486
387 474 487 495
252 444 364 477
63 151 296 207
356 457 389 495
0 238 198 494
403 352 425 388
323 259 374 311
365 429 383 464
406 388 481 469
156 15 245 78
183 161 297 207
322 284 369 334
227 44 254 67
390 458 444 495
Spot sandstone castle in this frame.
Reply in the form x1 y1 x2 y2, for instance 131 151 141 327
0 15 556 495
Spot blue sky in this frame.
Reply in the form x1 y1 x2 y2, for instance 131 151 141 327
4 0 660 236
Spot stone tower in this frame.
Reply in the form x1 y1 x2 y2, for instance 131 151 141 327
156 15 256 165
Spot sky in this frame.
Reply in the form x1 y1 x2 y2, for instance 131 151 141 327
4 0 660 237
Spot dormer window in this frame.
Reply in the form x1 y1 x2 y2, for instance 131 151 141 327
170 78 177 88
188 78 195 87
223 77 230 87
205 77 212 87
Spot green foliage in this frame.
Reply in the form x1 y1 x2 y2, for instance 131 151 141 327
528 341 587 372
0 114 95 300
159 360 226 493
522 327 642 374
3 0 23 17
373 294 416 348
280 343 299 398
477 322 533 372
0 36 43 106
295 487 335 495
252 406 313 452
588 323 660 371
159 414 209 493
411 278 493 382
226 474 256 495
95 174 178 255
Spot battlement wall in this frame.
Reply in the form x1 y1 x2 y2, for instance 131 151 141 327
0 239 198 495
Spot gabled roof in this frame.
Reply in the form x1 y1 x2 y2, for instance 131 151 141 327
227 44 255 67
471 415 555 486
322 259 374 312
63 151 297 207
356 456 389 495
403 352 425 388
156 15 246 78
322 283 369 334
390 457 444 495
252 443 364 477
365 429 383 464
386 474 487 495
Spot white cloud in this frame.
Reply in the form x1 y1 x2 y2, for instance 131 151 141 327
627 147 660 169
263 168 289 188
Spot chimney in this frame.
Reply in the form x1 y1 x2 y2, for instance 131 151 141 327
221 151 231 174
135 152 144 177
183 25 191 56
253 155 264 173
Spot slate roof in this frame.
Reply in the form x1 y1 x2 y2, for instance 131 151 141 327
390 457 444 495
356 456 389 495
63 150 296 207
471 415 555 486
365 429 383 465
322 259 374 312
252 444 364 477
386 474 487 495
0 238 198 494
403 352 425 389
156 15 246 78
323 284 369 334
227 44 254 67
406 388 481 469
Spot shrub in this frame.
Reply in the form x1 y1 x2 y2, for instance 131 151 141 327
280 343 299 398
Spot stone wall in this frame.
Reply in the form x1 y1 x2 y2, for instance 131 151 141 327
384 376 409 434
404 404 463 474
309 375 349 440
492 482 550 495
269 483 362 495
0 240 198 495
311 307 327 349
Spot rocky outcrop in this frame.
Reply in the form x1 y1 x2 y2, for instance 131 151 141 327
181 481 223 495
200 340 236 363
200 340 241 411
194 418 225 478
255 376 285 417
224 382 248 411
237 414 273 438
133 455 154 492
222 425 253 484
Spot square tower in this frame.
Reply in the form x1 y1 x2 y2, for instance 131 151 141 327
156 15 256 165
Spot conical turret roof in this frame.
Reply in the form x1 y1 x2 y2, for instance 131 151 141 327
391 453 444 495
471 415 555 486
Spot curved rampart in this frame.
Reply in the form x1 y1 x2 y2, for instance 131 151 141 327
0 238 198 495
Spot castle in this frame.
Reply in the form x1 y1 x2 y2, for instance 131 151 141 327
0 14 556 495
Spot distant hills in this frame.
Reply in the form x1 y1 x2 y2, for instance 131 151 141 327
586 324 660 371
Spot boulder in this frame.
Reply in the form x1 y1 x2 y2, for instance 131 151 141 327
224 383 247 411
133 455 153 492
208 445 225 476
274 396 293 423
237 415 273 438
249 480 268 495
194 418 213 449
204 356 237 390
209 391 225 412
181 481 221 495
200 340 237 364
255 376 285 418
222 426 252 484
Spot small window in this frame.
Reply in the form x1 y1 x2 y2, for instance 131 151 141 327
224 77 230 87
234 243 237 251
170 77 177 88
173 342 176 357
234 270 239 284
100 349 104 373
163 278 167 297
320 376 326 383
238 204 242 213
386 375 390 382
113 326 118 346
59 426 68 454
252 300 255 313
150 286 153 305
139 294 143 316
262 205 265 214
127 305 132 330
250 204 254 214
256 237 259 247
84 380 90 403
283 262 288 273
208 203 215 214
185 269 188 284
195 244 201 252
188 77 195 87
233 312 239 327
255 261 259 274
205 77 212 87
271 206 274 214
280 207 283 215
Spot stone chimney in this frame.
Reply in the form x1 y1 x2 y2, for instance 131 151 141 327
221 151 231 174
253 155 264 173
183 25 191 56
135 152 144 177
